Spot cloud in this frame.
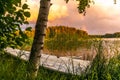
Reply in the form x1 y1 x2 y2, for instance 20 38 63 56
80 25 88 32
48 0 120 34
25 0 68 23
25 0 120 34
82 2 120 34
48 0 85 27
48 4 68 21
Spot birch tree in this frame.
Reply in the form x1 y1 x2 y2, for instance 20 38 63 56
27 0 52 80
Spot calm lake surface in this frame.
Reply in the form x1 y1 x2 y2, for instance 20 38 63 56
102 38 120 41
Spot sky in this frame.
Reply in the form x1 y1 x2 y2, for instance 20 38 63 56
22 0 120 35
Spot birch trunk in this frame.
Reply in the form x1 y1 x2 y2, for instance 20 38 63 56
27 0 51 79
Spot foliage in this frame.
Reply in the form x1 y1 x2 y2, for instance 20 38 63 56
89 32 120 38
24 29 35 38
44 33 80 51
103 32 120 38
46 26 88 39
0 0 30 52
80 40 120 80
44 26 89 51
0 53 27 80
22 26 90 51
107 55 120 80
65 0 94 15
65 0 117 15
84 41 108 80
85 54 120 80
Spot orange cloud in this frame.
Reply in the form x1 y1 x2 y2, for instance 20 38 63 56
26 0 39 23
48 4 68 21
23 0 120 34
23 0 68 23
80 25 88 32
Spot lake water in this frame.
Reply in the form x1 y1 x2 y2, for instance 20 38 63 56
102 38 120 41
90 38 120 59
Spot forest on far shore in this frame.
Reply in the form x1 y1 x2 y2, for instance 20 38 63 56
24 26 120 38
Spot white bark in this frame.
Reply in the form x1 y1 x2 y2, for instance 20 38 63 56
27 0 51 80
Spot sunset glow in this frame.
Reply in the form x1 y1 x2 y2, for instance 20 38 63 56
48 4 68 21
24 0 120 34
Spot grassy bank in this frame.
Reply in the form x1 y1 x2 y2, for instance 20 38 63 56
0 53 81 80
1 46 120 80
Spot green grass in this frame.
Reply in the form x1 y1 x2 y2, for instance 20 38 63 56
1 49 120 80
0 53 27 80
83 41 120 80
0 53 81 80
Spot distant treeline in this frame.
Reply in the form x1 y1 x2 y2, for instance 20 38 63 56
90 32 120 38
46 26 88 38
22 26 120 38
22 26 88 38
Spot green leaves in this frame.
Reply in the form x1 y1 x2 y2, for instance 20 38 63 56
25 27 32 31
22 3 31 18
0 0 30 52
65 0 93 15
22 3 29 10
24 11 31 17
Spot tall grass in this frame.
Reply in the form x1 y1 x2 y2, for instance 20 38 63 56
1 52 120 80
0 53 27 80
80 40 120 80
0 53 81 80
